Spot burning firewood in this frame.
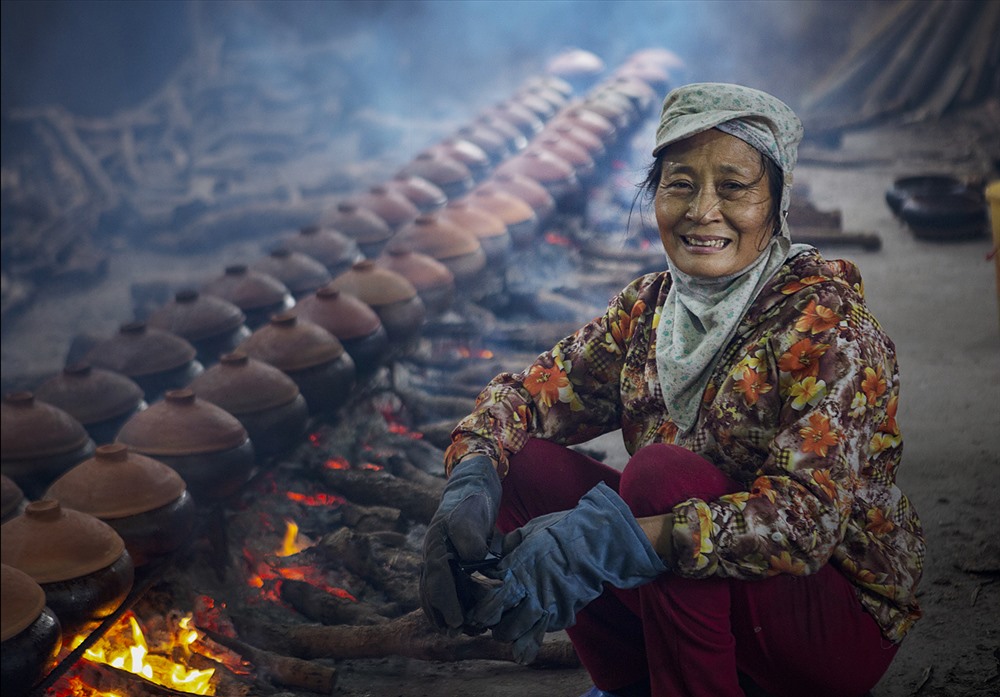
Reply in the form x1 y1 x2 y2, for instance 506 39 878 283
280 578 390 626
338 500 403 532
321 465 440 523
309 528 421 609
60 657 253 696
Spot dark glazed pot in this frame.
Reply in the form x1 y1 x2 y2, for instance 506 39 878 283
239 314 356 415
352 186 421 231
1 392 96 499
292 287 389 378
82 322 204 401
1 564 62 697
34 363 147 446
455 124 509 164
202 264 295 330
44 443 196 566
116 389 255 502
252 248 332 299
1 474 27 523
189 352 309 457
319 201 394 258
281 225 364 277
384 175 448 213
146 289 251 365
329 261 426 346
398 152 475 200
428 139 492 182
0 500 134 636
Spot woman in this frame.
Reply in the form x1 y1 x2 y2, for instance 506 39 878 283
420 83 924 697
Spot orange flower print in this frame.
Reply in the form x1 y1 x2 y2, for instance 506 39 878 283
769 550 807 575
610 301 646 345
869 432 900 455
795 299 840 335
812 469 837 502
734 368 772 406
866 507 896 535
799 412 839 457
879 394 899 436
780 275 827 295
788 376 827 410
750 476 779 504
778 338 829 379
702 382 718 405
656 420 679 444
861 365 886 405
692 504 715 571
523 362 569 408
849 391 867 418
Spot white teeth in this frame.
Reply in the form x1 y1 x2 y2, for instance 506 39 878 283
683 236 728 248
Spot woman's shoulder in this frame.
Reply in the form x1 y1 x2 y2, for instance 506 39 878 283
765 248 867 307
614 270 671 310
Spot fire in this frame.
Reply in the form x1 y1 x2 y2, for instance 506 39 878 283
325 456 350 469
286 490 346 506
455 346 495 360
544 231 573 247
276 518 313 557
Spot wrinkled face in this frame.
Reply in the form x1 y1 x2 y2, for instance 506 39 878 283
655 129 775 279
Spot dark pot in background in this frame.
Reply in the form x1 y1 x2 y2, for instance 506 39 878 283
292 286 389 379
328 261 427 347
280 225 364 277
1 564 62 697
377 248 456 318
383 174 448 213
201 264 295 330
252 248 332 299
318 202 394 259
398 152 475 200
1 474 27 523
389 215 486 293
351 186 421 232
146 289 251 366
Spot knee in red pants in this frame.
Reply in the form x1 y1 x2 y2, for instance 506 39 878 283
619 444 740 516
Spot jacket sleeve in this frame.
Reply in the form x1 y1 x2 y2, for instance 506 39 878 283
444 275 660 476
670 274 904 581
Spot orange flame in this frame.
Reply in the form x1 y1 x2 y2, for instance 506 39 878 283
276 519 312 557
286 490 346 506
325 456 350 470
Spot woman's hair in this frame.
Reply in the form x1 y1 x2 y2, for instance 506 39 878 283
638 142 784 240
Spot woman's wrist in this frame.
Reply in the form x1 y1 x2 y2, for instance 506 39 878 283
637 513 676 568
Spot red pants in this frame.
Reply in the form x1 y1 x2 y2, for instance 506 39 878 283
497 439 898 697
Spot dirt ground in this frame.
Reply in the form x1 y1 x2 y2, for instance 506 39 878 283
3 103 999 697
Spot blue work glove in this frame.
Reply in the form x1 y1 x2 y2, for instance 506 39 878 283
468 482 667 664
420 455 503 633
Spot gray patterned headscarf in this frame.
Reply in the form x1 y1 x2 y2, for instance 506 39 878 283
650 83 812 434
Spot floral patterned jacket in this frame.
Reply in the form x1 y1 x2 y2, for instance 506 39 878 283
445 249 924 643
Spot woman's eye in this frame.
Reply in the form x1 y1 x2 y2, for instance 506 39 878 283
664 180 693 191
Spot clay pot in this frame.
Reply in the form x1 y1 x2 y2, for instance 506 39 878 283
1 392 96 499
146 289 251 365
522 74 574 99
292 287 389 377
487 172 558 224
1 499 134 636
582 91 635 131
476 114 528 154
280 225 364 277
512 90 559 120
252 249 332 299
429 139 492 182
390 214 487 291
202 264 295 330
398 152 475 200
615 59 671 92
329 261 427 346
1 564 62 697
189 352 309 457
884 174 969 215
33 364 147 446
437 200 512 269
543 121 607 160
384 175 448 213
600 75 657 117
900 191 987 241
484 102 545 139
44 443 195 567
378 249 456 317
533 134 596 183
82 322 204 400
116 389 256 501
497 149 581 214
466 186 540 247
552 106 617 144
2 475 27 523
239 314 356 415
352 186 421 231
545 48 605 92
319 201 394 258
455 124 510 164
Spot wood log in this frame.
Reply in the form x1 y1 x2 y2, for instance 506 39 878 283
338 500 403 532
322 465 440 523
245 609 580 668
381 453 446 493
280 578 389 626
310 528 420 608
196 624 337 695
51 659 248 697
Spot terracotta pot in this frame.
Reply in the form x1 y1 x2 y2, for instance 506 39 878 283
398 152 474 200
1 499 134 636
475 114 528 154
512 90 559 120
552 106 617 144
352 186 421 231
390 214 487 290
280 225 364 277
582 91 635 131
455 124 509 164
384 175 448 213
615 59 671 92
545 48 605 91
542 120 607 160
438 200 512 268
44 443 195 566
147 289 251 365
33 363 147 446
1 474 27 523
329 261 426 346
319 201 394 258
116 389 255 501
484 102 544 139
239 314 356 415
486 172 557 224
82 322 204 401
466 186 539 247
1 563 62 697
378 249 456 317
429 139 492 182
252 248 332 299
189 352 309 457
292 287 389 377
600 75 657 117
533 134 596 183
1 392 96 499
202 264 295 330
522 74 574 99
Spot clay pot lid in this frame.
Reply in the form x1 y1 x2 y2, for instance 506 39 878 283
239 313 345 372
625 47 685 72
455 125 508 162
293 286 383 340
545 48 605 78
0 499 126 584
523 74 574 98
282 226 361 269
439 201 508 240
84 322 197 378
329 260 418 306
476 115 527 152
202 265 293 311
582 92 633 127
602 75 657 108
45 443 186 519
1 475 25 521
512 91 558 120
431 140 491 170
468 187 536 225
498 149 576 184
352 187 420 229
189 351 301 415
555 106 616 141
391 215 482 261
400 153 474 187
485 102 544 136
116 389 248 457
34 363 145 426
534 136 594 169
378 249 455 292
385 175 448 211
488 173 557 214
1 392 91 460
319 202 393 245
147 289 246 342
1 563 47 641
545 121 605 157
252 249 332 295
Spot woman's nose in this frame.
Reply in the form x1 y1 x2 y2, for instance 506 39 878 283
686 189 724 223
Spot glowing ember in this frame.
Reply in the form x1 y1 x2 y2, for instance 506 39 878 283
544 231 573 246
360 462 383 471
276 519 313 557
455 346 495 360
286 490 346 506
325 456 350 470
307 432 322 446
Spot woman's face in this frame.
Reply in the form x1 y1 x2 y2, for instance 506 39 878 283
654 129 775 278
